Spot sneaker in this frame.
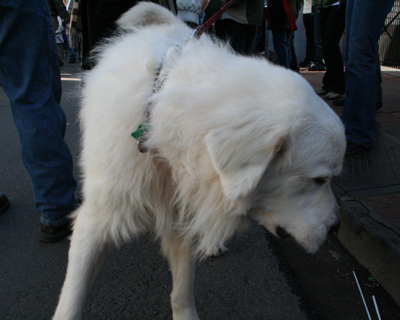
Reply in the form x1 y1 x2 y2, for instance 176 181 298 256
315 87 328 95
0 193 10 214
345 141 370 156
325 92 342 100
39 222 72 243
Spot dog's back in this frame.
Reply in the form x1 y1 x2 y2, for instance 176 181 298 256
117 1 178 29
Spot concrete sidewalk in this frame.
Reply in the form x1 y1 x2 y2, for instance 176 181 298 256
302 67 400 307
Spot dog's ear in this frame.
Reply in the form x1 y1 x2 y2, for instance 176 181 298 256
205 127 288 201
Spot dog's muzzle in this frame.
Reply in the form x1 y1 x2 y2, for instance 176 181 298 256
328 221 341 235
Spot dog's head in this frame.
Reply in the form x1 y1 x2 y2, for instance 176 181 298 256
205 87 346 254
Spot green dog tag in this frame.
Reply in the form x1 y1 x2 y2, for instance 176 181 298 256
131 123 149 140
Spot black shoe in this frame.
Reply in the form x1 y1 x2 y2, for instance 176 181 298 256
39 222 72 243
68 57 76 64
333 98 345 106
308 63 326 71
345 141 370 156
299 59 312 68
0 193 10 214
291 66 300 73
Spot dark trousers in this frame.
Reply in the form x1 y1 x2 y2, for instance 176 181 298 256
215 19 257 55
303 13 315 62
320 4 346 94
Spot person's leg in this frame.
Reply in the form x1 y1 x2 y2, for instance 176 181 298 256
252 20 266 52
301 13 315 64
319 7 332 91
228 20 246 55
321 5 346 94
69 47 77 63
0 0 77 226
375 43 383 110
290 31 300 72
272 30 291 68
313 13 324 65
342 0 394 148
244 24 257 55
215 19 247 54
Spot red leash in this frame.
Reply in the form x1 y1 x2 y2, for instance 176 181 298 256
194 0 236 37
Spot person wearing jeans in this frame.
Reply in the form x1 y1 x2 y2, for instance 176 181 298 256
272 30 292 67
342 0 395 155
267 0 302 69
0 0 78 242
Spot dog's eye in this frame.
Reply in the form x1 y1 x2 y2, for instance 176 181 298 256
313 177 328 184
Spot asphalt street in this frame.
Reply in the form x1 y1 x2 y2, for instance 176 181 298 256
1 64 400 320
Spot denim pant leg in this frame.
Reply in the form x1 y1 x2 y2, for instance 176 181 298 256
272 30 291 68
0 0 78 226
342 0 394 147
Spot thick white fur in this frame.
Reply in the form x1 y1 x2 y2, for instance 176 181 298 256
53 3 346 320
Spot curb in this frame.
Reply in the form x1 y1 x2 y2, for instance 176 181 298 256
338 196 400 306
381 66 400 78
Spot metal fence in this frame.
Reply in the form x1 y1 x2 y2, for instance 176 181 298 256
379 0 400 68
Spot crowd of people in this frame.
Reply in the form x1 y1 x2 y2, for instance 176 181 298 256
0 0 395 241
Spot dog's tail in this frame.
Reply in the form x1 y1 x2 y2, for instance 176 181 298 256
117 2 179 30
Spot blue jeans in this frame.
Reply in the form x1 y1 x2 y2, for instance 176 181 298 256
0 0 77 226
342 0 394 147
272 30 291 68
70 48 77 60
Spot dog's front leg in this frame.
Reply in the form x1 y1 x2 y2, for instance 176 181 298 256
53 207 111 320
162 234 199 320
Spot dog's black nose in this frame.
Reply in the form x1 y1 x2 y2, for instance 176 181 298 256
276 226 290 238
328 221 341 235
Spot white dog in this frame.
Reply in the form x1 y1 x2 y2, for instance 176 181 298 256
53 3 346 319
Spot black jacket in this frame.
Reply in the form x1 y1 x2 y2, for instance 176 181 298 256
47 0 70 23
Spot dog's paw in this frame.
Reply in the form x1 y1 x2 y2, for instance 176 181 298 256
203 245 228 258
172 307 199 320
